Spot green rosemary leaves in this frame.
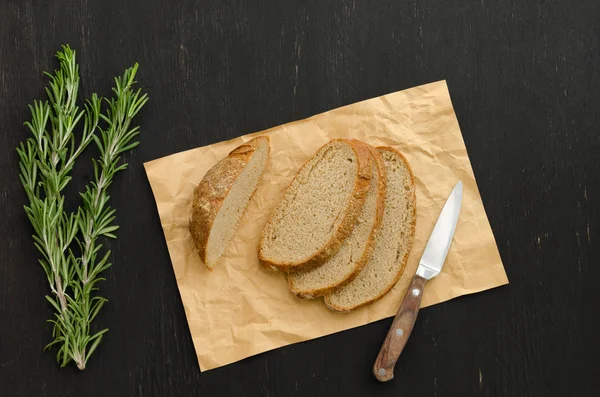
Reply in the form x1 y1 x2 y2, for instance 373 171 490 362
16 45 148 370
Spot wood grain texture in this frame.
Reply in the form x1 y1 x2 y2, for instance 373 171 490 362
373 274 427 382
0 0 599 396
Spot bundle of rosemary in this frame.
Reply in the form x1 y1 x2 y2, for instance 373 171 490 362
16 45 148 370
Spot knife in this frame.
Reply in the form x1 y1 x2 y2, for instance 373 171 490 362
373 181 463 382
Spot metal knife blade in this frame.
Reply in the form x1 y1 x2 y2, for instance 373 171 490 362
373 181 463 382
416 181 463 280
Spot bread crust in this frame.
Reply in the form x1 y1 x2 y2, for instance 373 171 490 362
189 136 270 269
288 143 387 298
258 139 372 272
324 146 416 312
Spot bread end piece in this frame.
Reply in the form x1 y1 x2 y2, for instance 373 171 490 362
189 136 270 269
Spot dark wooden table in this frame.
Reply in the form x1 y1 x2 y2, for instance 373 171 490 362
1 1 598 396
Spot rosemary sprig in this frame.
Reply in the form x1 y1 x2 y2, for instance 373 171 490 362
16 45 147 370
70 65 148 369
17 45 101 368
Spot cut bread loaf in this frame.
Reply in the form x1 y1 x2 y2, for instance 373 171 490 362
258 139 372 272
324 146 416 312
288 143 387 298
189 136 270 269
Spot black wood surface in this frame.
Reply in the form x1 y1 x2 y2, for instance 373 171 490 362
1 1 598 396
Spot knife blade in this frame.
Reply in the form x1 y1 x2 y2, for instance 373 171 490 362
373 181 463 382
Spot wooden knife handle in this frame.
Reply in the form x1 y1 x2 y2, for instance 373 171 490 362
373 274 427 382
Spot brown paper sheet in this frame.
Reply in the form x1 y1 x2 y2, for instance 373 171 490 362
144 81 508 372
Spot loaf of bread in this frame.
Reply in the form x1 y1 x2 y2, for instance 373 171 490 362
324 146 416 312
258 139 372 272
194 136 416 312
287 143 387 298
189 136 270 269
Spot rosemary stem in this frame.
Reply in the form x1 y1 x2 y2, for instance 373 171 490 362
55 277 68 312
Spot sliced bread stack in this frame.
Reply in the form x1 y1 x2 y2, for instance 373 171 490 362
325 147 416 311
258 139 416 312
287 143 386 298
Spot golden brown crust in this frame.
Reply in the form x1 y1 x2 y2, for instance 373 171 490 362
289 143 387 298
189 136 270 269
324 145 417 312
258 139 372 272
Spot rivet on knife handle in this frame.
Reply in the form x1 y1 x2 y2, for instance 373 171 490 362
373 274 427 382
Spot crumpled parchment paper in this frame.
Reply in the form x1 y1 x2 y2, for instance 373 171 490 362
144 80 508 371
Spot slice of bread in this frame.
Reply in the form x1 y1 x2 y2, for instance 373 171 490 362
287 144 387 298
189 136 270 269
258 139 372 272
324 146 416 312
